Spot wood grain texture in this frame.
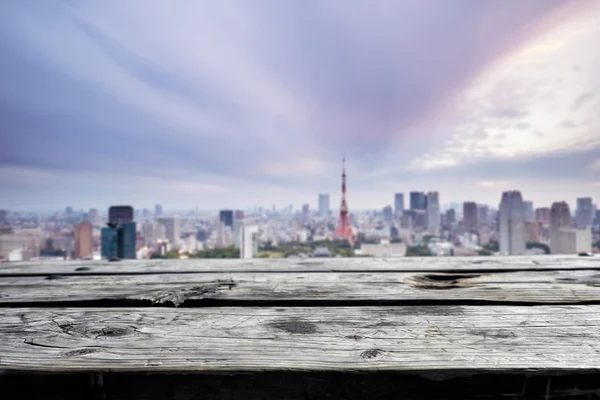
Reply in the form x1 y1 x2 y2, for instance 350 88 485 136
1 255 598 276
1 269 600 305
1 306 600 374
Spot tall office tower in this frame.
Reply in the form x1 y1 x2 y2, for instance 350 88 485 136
526 221 541 243
550 202 572 254
576 197 594 228
318 194 330 217
157 216 180 246
426 192 440 230
463 202 478 232
414 210 428 229
219 210 234 228
302 204 310 217
74 221 93 258
65 206 74 215
154 204 163 217
499 191 526 255
101 226 118 259
234 210 245 221
535 207 551 224
523 201 534 222
383 205 393 222
445 209 456 226
0 209 6 225
109 205 134 224
477 204 489 225
240 224 259 259
394 193 405 216
88 208 98 224
410 192 426 210
118 222 136 259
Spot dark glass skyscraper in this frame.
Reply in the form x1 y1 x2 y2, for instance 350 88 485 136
109 205 134 224
410 192 426 210
219 210 234 227
101 227 118 259
118 222 136 259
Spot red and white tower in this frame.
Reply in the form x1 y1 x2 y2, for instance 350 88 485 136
334 157 354 242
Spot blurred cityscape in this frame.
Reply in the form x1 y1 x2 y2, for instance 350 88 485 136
1 185 598 262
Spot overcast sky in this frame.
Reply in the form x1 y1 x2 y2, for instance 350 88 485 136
1 0 599 212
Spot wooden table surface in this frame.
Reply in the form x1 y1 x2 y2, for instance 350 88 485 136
1 255 600 399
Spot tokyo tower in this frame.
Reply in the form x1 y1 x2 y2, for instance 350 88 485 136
334 157 354 242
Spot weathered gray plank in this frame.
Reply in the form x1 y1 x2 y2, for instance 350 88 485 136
1 306 600 373
1 255 598 276
1 270 600 305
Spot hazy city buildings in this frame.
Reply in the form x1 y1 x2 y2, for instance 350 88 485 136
499 191 526 255
535 207 551 224
410 192 426 210
426 192 440 230
74 221 92 258
109 206 134 224
0 209 6 225
157 216 180 246
318 194 330 217
394 193 405 216
154 204 163 217
463 202 478 232
576 197 594 228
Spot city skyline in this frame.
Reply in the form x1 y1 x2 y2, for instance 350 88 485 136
1 1 599 210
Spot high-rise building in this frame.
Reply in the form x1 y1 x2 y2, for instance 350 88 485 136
554 228 592 254
394 193 405 216
118 222 136 259
526 221 541 243
219 210 234 228
414 210 427 229
550 202 573 254
157 216 180 246
523 201 534 222
426 192 440 230
0 209 6 225
383 205 393 222
101 227 118 259
410 192 426 210
499 191 526 255
240 224 259 259
65 206 74 215
535 207 551 224
109 206 134 224
88 208 99 224
302 204 310 217
463 202 478 232
477 204 489 225
318 194 330 217
234 210 245 221
74 221 93 258
576 197 594 228
445 209 456 226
